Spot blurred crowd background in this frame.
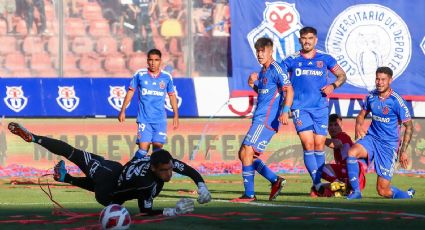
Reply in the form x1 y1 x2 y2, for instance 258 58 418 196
0 0 230 78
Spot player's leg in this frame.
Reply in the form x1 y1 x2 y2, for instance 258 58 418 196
346 139 370 200
322 164 338 183
134 122 153 159
92 160 123 206
8 122 104 176
375 144 415 199
151 122 166 153
53 159 95 191
293 110 319 192
311 107 329 190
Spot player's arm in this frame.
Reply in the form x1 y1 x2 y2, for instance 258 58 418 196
355 109 369 140
168 93 179 129
118 88 135 122
278 85 293 125
172 159 211 204
322 65 347 96
398 120 413 169
248 72 259 93
325 138 343 149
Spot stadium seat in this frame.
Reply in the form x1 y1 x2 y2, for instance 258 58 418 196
128 53 147 73
119 37 134 56
29 53 54 73
82 2 104 21
78 55 105 77
71 36 94 55
4 53 28 73
14 17 36 36
65 18 86 37
104 54 126 74
95 36 118 56
0 36 17 54
22 36 46 55
88 20 111 38
46 36 69 56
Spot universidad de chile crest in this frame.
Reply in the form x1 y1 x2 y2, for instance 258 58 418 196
4 86 28 112
56 86 80 112
108 86 128 111
247 2 303 63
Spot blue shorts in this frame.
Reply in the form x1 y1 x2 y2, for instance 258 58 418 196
357 135 398 181
291 107 328 136
136 122 167 144
242 122 276 154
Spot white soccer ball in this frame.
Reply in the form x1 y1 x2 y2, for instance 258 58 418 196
99 204 131 230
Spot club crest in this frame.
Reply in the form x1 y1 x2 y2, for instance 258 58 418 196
108 86 127 111
4 86 28 112
56 86 80 112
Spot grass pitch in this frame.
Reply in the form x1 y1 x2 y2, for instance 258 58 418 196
0 173 424 230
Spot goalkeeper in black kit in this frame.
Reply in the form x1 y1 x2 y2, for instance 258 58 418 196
8 122 212 216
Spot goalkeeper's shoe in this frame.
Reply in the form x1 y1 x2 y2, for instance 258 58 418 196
230 194 256 203
269 176 286 201
407 188 415 198
54 160 67 182
347 191 362 200
8 122 34 142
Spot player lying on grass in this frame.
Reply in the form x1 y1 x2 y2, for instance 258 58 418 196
315 113 366 197
8 122 211 216
346 67 415 200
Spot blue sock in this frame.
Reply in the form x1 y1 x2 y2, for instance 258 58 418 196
391 186 411 199
242 164 255 197
347 156 360 192
253 159 278 183
314 151 325 185
304 150 318 184
134 149 148 159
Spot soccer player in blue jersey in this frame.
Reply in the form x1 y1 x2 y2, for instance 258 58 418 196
119 49 179 159
231 37 294 202
346 67 415 200
282 27 347 195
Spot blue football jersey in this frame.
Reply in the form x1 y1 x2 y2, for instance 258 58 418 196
252 61 291 130
363 89 411 145
282 49 340 110
129 69 175 123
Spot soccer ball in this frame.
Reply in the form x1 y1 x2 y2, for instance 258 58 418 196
99 204 131 230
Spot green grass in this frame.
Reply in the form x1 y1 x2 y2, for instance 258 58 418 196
0 174 424 229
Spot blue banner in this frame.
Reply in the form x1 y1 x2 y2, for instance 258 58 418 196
1 78 198 117
230 0 425 100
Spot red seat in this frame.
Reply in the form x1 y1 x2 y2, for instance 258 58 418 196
22 36 46 54
119 37 134 56
128 53 147 73
82 2 103 21
71 36 94 55
29 53 54 72
0 20 7 35
104 54 126 74
95 36 118 56
88 20 110 38
65 18 86 37
46 36 69 56
4 53 27 72
0 36 17 54
14 17 36 36
78 55 104 76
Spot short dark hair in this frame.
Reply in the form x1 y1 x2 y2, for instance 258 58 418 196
147 49 162 58
329 113 342 123
254 37 273 50
300 26 317 36
150 149 173 166
376 66 393 78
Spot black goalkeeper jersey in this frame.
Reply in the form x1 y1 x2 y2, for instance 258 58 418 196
112 157 204 215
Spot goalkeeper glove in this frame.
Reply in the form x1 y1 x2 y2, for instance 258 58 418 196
197 182 211 204
163 198 194 216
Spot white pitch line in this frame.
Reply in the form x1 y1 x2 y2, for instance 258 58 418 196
214 199 425 219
